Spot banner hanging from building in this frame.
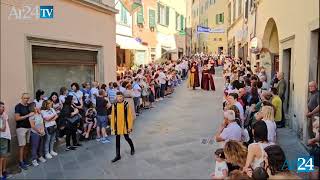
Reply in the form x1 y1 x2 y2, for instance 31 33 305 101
197 26 211 33
197 26 225 33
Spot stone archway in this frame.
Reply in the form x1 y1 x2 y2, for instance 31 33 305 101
261 18 279 81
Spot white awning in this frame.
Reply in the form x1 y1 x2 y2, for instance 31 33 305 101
116 35 147 51
157 33 177 51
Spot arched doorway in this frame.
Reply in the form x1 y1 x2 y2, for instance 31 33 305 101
261 18 279 81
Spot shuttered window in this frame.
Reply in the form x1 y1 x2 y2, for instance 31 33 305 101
180 15 184 31
221 13 224 23
158 3 168 26
245 0 249 19
157 3 160 23
120 4 127 24
137 6 144 24
216 14 218 24
216 13 224 24
165 6 169 26
149 9 156 28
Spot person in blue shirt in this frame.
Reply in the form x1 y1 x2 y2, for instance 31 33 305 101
108 82 118 104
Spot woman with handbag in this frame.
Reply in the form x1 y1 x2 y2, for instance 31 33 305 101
41 100 59 159
60 95 82 151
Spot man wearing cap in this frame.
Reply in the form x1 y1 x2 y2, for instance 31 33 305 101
215 110 242 145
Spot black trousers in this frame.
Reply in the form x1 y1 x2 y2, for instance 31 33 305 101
65 122 78 147
115 134 134 157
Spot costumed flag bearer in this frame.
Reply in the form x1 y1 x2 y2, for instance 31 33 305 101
110 92 135 163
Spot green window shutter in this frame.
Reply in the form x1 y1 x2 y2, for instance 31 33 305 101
165 6 169 26
137 6 144 24
180 15 184 31
120 4 124 22
221 13 224 23
149 9 156 27
216 14 218 24
157 3 160 23
124 10 127 24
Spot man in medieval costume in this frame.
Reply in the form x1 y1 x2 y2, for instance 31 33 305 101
208 58 216 91
188 61 200 90
110 92 135 163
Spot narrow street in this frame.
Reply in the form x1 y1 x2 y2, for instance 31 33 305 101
12 68 309 179
14 70 224 179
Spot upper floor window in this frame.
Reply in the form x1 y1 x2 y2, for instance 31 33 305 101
216 13 224 25
238 0 242 16
245 0 249 19
120 3 128 24
137 6 144 25
149 9 156 28
158 3 169 26
176 12 181 30
233 0 236 21
228 3 231 24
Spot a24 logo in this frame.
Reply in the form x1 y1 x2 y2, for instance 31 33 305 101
282 156 315 173
8 5 54 20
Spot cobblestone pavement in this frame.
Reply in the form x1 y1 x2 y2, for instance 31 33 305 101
12 69 309 179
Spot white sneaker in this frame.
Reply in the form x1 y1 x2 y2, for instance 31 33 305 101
50 151 58 156
32 160 39 167
45 153 53 159
38 156 46 163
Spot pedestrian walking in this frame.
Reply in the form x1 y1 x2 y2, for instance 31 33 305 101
110 92 135 163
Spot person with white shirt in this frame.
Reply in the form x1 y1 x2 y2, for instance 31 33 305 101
210 148 228 179
181 60 188 79
0 101 11 179
28 102 46 167
132 78 142 114
59 87 68 104
227 93 245 124
34 89 45 110
68 83 83 110
90 81 99 107
158 69 167 100
40 100 59 159
215 110 242 147
119 81 126 93
260 106 277 143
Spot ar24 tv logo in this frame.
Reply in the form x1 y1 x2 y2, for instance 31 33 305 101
283 156 315 173
8 5 54 20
